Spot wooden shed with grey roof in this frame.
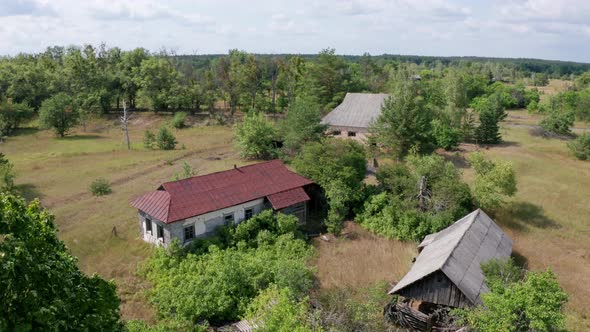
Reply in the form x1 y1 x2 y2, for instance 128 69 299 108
389 209 512 309
321 92 390 139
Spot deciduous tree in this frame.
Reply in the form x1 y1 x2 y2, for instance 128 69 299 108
0 193 123 331
39 92 80 137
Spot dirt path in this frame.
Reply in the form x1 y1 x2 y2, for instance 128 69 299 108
43 147 235 209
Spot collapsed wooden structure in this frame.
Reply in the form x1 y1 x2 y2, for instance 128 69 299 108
386 209 513 331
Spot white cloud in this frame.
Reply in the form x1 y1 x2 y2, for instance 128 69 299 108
0 0 57 17
0 0 588 61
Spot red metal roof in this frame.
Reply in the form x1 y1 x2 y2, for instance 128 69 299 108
130 160 313 223
267 187 310 210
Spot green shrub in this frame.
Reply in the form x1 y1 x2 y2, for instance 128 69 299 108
358 154 473 241
156 126 177 150
172 161 195 181
459 261 567 332
293 139 367 235
568 133 590 160
526 100 538 113
245 285 314 332
234 112 278 160
469 152 517 210
539 110 574 136
0 100 34 137
141 233 314 324
432 118 460 150
143 130 156 149
0 153 15 192
171 112 187 129
89 178 112 196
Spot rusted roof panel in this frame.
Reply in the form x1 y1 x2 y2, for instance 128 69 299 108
130 160 313 223
267 187 310 210
129 190 171 222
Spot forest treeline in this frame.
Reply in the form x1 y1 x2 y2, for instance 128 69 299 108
0 43 586 120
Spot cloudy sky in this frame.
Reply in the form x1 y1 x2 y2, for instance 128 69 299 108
1 0 589 62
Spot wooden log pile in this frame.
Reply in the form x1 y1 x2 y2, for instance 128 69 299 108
384 298 464 332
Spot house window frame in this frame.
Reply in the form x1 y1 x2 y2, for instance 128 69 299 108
347 131 357 137
331 130 341 136
145 218 152 235
183 224 195 243
224 213 234 225
157 224 164 242
244 208 253 220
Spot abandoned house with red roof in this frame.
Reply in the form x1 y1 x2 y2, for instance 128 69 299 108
130 160 315 246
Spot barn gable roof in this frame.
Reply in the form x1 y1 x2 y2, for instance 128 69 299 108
389 209 512 306
130 160 313 223
320 93 390 130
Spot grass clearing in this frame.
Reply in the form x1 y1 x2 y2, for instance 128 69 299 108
447 123 590 331
313 222 415 290
1 114 244 320
3 108 590 329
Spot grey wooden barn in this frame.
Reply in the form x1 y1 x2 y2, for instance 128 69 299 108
389 209 512 308
320 93 390 140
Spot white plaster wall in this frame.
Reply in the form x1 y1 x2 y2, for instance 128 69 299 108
137 198 266 246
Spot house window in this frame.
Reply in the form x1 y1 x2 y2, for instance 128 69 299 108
331 130 341 136
347 131 356 137
224 213 234 225
183 225 195 242
245 208 253 220
157 224 164 241
145 218 152 234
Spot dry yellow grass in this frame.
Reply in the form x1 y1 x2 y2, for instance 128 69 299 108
1 114 244 320
313 222 415 290
531 79 573 103
474 127 590 331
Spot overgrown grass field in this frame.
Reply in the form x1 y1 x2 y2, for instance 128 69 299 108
1 114 246 320
2 106 590 329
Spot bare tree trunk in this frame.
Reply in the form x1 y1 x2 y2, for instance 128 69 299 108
271 76 277 112
121 101 131 150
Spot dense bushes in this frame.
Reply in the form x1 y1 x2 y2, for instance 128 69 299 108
245 285 314 332
293 138 367 234
432 118 461 150
89 177 112 196
459 259 567 332
0 99 33 137
568 133 590 160
140 211 314 326
538 110 575 136
234 112 278 159
541 88 590 122
469 152 517 210
357 154 473 241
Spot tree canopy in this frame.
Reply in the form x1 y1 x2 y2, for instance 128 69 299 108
0 193 122 331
